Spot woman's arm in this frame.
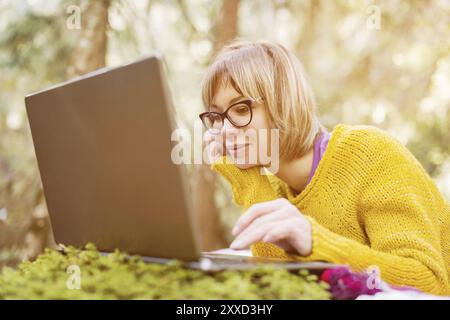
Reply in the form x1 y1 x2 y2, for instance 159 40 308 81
212 155 296 258
300 210 449 295
211 155 280 210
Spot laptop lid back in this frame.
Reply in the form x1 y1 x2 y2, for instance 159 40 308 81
25 56 200 261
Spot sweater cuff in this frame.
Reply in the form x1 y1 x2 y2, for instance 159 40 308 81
211 155 248 206
300 216 350 264
211 155 279 209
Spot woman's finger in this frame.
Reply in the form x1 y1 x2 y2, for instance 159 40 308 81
263 217 311 256
262 220 297 253
232 206 292 238
232 198 290 235
203 130 225 163
203 129 217 143
230 221 277 249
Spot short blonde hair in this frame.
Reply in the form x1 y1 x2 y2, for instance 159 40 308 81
201 39 324 160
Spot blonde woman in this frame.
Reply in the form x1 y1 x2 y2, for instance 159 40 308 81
199 39 450 295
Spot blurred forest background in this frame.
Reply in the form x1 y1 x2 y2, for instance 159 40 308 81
0 0 449 268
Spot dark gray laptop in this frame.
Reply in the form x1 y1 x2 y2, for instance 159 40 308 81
25 55 338 271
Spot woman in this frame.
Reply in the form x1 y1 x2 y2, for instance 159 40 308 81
199 39 450 295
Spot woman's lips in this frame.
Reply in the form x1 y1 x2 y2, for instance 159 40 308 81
227 143 250 152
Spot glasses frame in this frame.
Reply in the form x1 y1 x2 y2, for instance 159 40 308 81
199 97 262 131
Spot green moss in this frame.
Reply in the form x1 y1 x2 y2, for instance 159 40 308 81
0 243 330 300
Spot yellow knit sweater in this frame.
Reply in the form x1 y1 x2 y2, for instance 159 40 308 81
212 124 450 295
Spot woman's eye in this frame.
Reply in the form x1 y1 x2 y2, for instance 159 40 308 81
234 105 250 114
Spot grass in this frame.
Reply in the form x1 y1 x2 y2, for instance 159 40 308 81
0 243 331 300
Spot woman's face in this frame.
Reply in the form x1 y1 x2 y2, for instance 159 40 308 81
210 84 273 169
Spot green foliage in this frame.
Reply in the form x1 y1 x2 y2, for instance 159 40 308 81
0 243 331 300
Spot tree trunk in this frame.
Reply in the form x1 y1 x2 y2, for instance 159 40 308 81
66 0 111 78
193 0 240 252
213 0 240 53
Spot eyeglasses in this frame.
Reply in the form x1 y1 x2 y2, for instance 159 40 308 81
199 97 263 132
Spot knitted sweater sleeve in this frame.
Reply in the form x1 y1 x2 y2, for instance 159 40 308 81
211 155 281 210
298 135 450 295
211 156 291 258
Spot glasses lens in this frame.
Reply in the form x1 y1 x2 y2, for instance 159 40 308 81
227 102 251 127
202 113 223 131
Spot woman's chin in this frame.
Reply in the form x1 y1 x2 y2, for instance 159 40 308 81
234 162 258 169
226 147 260 169
228 154 259 169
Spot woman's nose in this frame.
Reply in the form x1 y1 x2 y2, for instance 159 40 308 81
221 118 238 137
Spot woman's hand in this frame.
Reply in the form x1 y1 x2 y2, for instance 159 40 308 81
229 198 313 256
203 129 225 164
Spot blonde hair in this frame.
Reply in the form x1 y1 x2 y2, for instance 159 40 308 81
201 39 324 160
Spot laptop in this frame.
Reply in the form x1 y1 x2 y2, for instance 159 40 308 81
25 55 338 271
